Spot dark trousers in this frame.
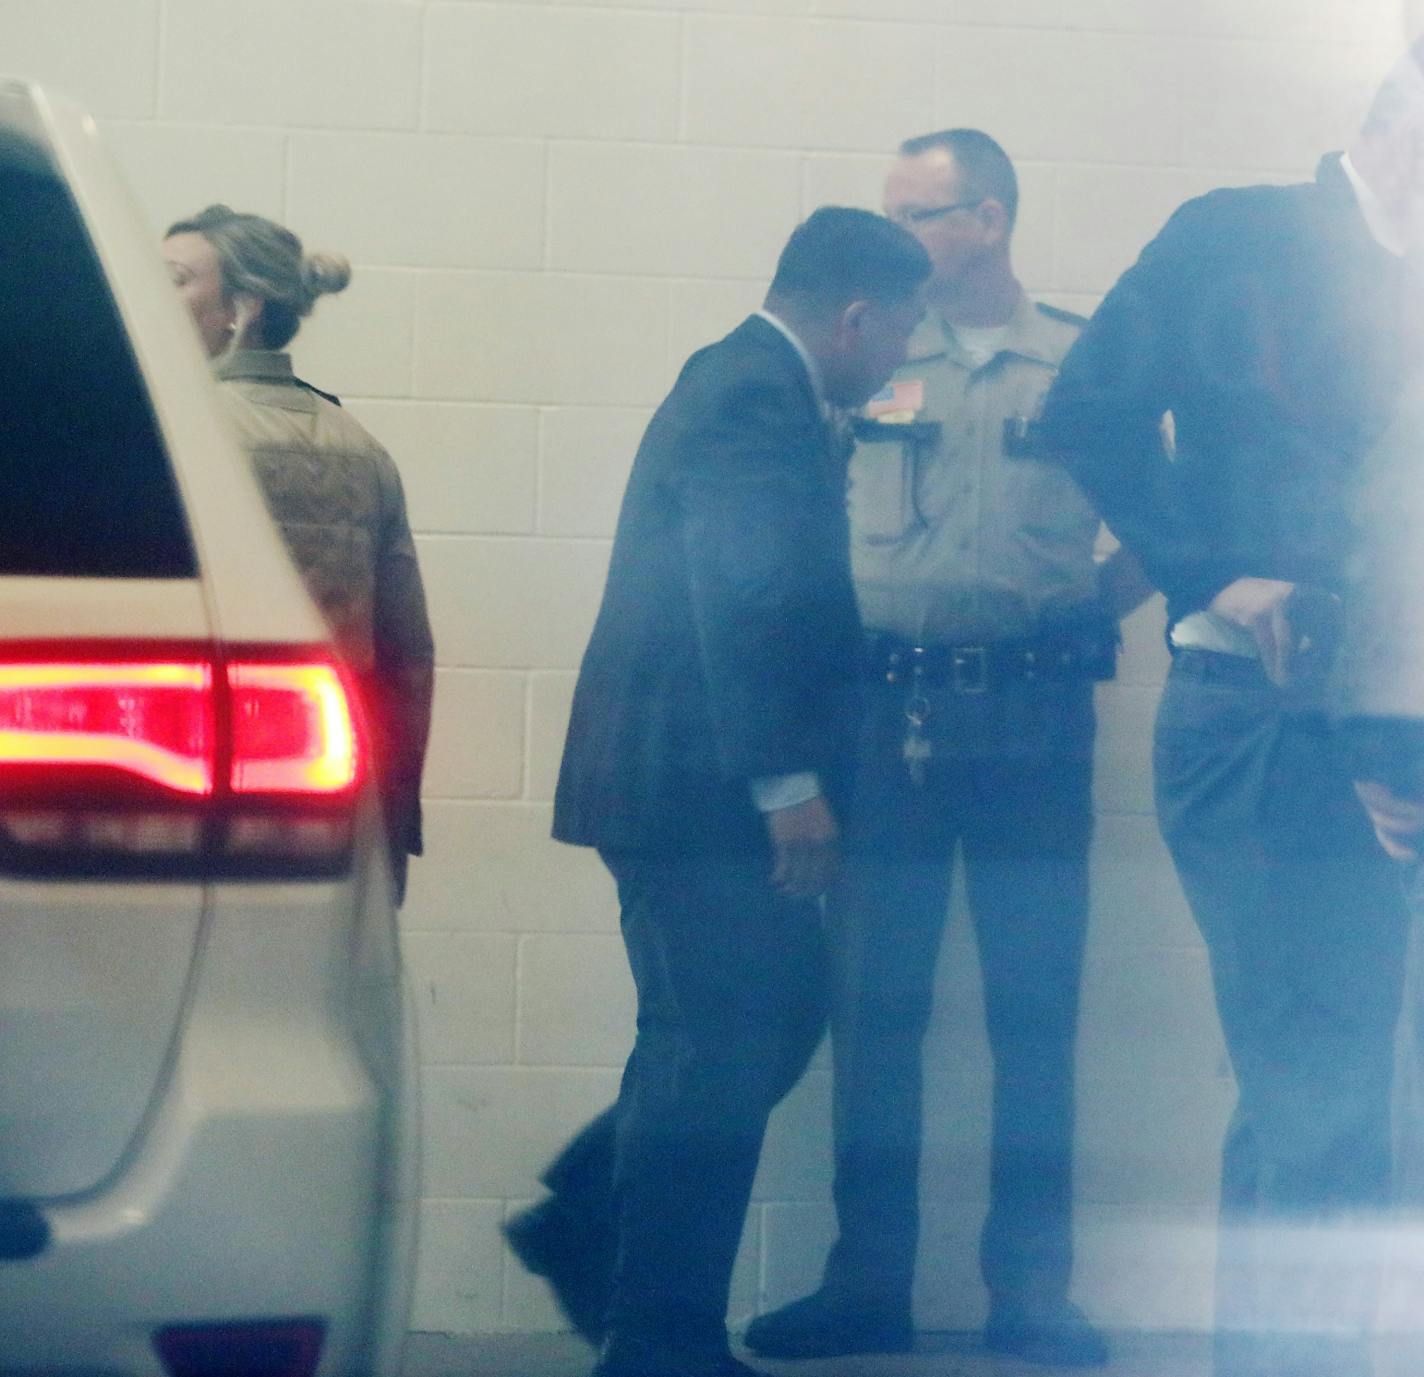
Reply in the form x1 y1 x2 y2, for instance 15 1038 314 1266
541 848 828 1357
819 680 1095 1312
1154 653 1409 1377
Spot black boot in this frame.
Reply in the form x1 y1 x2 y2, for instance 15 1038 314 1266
984 1295 1109 1368
743 1288 913 1359
502 1196 615 1347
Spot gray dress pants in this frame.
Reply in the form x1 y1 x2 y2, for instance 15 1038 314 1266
1154 650 1409 1377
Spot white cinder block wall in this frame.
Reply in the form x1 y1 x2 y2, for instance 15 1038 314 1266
6 0 1408 1336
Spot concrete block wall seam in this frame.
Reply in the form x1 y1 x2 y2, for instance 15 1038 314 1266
422 668 526 800
541 131 556 274
160 0 424 130
288 133 549 271
422 5 683 141
5 0 161 119
537 408 646 538
526 672 579 802
344 399 540 536
515 933 634 1068
684 15 938 152
677 11 691 144
410 270 673 405
413 1198 507 1333
416 0 434 137
97 123 289 229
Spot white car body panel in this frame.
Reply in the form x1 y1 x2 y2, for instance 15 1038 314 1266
0 579 211 640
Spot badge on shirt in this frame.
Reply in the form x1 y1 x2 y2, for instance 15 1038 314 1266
865 379 924 425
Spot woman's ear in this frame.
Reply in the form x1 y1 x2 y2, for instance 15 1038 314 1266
229 293 263 347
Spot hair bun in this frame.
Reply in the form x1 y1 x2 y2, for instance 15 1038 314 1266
301 251 352 300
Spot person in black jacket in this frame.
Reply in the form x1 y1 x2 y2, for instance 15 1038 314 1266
507 207 929 1377
1038 48 1424 1377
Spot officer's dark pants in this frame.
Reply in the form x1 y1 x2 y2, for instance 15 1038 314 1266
540 849 828 1362
819 676 1094 1314
1154 652 1409 1377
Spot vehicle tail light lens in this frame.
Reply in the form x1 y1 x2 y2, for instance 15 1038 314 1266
0 644 367 877
0 661 213 794
154 1318 326 1377
229 663 358 795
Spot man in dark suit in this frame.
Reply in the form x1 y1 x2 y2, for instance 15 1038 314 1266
505 207 929 1377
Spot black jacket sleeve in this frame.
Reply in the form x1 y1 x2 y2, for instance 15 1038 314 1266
1039 195 1249 617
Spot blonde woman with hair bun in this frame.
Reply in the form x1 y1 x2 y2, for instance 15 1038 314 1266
163 205 434 902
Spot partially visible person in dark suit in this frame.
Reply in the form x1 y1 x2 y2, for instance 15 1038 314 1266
505 207 930 1377
1039 45 1424 1377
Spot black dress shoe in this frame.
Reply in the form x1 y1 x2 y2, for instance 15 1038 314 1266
742 1288 914 1359
984 1296 1109 1368
502 1197 613 1347
591 1359 763 1377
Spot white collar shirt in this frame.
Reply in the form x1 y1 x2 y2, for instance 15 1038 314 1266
755 308 827 414
1342 151 1407 258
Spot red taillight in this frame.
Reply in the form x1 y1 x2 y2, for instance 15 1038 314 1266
154 1317 326 1377
229 663 358 795
0 661 213 794
0 644 366 877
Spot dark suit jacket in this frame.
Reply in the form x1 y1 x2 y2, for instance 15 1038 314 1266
1039 153 1416 631
553 314 864 854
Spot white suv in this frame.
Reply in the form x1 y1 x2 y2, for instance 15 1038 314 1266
0 81 418 1377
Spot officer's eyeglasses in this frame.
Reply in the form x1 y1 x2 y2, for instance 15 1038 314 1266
890 198 985 227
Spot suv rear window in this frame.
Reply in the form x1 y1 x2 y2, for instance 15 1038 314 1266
0 162 195 577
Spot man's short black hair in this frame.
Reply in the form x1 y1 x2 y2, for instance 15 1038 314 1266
767 206 930 311
899 128 1019 229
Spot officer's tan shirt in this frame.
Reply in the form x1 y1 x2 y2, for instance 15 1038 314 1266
849 292 1100 644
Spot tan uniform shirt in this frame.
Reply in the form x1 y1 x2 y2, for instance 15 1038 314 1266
849 293 1100 644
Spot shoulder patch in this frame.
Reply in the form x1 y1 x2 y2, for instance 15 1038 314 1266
1035 301 1088 329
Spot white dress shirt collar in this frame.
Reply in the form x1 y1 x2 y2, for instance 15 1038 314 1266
1341 150 1407 259
756 308 827 412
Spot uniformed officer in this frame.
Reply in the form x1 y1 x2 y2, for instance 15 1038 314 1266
745 129 1148 1369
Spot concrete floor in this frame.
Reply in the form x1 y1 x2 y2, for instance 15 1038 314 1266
403 1330 1219 1376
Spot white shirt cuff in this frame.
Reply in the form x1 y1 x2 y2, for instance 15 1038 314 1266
749 771 821 813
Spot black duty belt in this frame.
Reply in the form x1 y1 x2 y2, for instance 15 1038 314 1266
865 628 1118 694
